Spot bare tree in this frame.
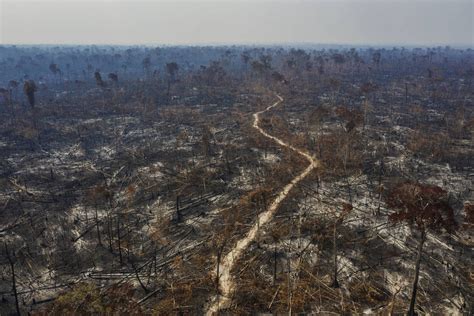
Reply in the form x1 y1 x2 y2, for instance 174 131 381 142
4 243 21 316
23 80 37 107
94 71 105 87
331 202 353 288
166 62 179 99
49 63 62 83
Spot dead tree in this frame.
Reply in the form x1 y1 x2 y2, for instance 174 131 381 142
94 71 106 87
4 243 21 316
166 62 179 99
386 181 457 316
23 80 37 108
331 203 352 288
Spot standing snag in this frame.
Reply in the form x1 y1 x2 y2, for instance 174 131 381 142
166 62 179 98
331 202 353 288
94 71 106 87
23 80 37 107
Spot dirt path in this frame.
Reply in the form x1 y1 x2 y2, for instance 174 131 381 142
206 94 319 315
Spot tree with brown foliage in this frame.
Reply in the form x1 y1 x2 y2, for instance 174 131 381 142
385 181 457 316
463 203 473 228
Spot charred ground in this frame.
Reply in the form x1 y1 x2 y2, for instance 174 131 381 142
0 45 472 315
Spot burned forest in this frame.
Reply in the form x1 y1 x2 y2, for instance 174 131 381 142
0 44 473 315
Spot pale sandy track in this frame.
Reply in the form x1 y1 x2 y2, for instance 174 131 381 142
206 95 319 315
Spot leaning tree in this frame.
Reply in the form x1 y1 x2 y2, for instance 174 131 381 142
385 181 457 316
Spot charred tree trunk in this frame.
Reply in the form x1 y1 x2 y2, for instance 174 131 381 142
377 158 385 215
273 244 277 286
153 247 158 277
176 195 181 222
331 223 339 288
107 213 113 252
5 243 21 316
95 208 102 246
215 242 225 291
132 261 149 293
167 80 171 100
216 251 221 291
117 215 123 265
407 229 426 316
405 82 409 105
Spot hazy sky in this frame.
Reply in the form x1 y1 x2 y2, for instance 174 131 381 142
1 0 472 46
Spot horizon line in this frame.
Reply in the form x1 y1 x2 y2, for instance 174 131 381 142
1 42 473 49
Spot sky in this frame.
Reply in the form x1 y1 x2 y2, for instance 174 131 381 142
1 0 472 46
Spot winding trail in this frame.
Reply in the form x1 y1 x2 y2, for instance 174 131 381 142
206 94 319 315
